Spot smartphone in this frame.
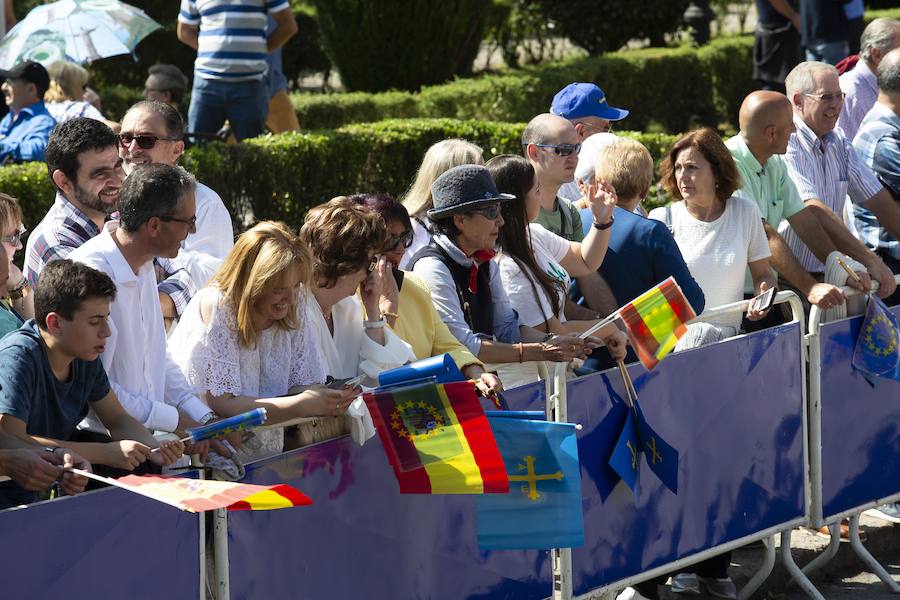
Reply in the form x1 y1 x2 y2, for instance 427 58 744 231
748 287 777 313
326 375 362 390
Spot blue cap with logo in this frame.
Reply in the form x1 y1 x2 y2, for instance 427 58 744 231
550 82 629 121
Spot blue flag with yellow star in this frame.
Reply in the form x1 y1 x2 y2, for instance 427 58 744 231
852 295 900 382
475 413 584 550
608 411 641 497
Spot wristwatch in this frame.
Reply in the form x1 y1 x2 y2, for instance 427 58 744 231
364 317 386 329
43 446 58 454
592 215 615 231
198 412 217 425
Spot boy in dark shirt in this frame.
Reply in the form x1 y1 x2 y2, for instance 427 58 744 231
0 259 183 507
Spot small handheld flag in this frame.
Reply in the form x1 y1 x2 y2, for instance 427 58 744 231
851 294 900 383
619 277 696 371
363 380 508 494
187 408 267 443
378 353 466 386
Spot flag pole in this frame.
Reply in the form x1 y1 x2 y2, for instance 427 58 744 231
66 467 191 512
837 258 869 298
615 360 636 409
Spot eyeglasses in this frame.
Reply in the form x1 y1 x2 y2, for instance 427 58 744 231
467 204 502 220
386 229 414 250
0 228 26 246
118 133 180 150
534 143 581 157
579 120 613 134
803 92 845 103
367 255 379 273
158 214 197 227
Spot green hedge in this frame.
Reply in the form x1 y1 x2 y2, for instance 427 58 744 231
1 119 678 233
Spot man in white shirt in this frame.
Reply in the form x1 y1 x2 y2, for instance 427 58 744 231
781 61 899 299
70 164 218 448
118 100 234 325
838 18 900 140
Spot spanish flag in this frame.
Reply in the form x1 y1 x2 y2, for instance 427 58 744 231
116 475 312 512
619 277 696 370
363 380 509 494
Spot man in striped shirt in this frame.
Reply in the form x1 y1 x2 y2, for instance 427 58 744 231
176 0 297 141
781 61 900 299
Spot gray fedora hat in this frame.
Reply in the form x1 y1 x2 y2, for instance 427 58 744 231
427 164 515 220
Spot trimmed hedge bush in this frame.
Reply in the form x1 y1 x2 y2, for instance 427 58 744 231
2 119 677 233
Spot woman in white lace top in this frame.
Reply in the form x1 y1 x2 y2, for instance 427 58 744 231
168 222 358 462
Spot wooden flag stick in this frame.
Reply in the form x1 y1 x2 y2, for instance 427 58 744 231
615 360 636 409
67 467 192 512
837 258 868 296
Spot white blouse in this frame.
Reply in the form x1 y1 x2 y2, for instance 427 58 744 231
168 287 326 461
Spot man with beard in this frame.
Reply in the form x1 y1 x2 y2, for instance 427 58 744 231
25 117 195 319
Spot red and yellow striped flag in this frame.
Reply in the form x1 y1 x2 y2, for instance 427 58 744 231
117 475 312 512
619 277 696 371
363 380 509 494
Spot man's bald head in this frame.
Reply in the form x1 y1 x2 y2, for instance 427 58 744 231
739 91 793 137
522 113 574 147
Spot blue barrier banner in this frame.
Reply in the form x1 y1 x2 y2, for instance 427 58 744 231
820 305 900 519
500 378 546 412
228 433 551 599
0 486 199 598
567 323 806 594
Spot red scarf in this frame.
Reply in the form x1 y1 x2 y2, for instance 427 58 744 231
468 249 496 294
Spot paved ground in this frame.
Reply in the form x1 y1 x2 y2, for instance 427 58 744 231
780 551 899 599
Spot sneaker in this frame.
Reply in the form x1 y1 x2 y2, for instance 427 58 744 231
616 587 652 600
865 503 900 524
670 573 701 595
700 576 737 599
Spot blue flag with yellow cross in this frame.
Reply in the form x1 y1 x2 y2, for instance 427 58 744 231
608 398 679 500
475 412 584 550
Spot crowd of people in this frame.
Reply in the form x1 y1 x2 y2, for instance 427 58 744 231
0 3 897 599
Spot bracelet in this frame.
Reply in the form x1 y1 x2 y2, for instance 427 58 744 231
592 215 615 231
364 317 386 329
516 342 524 363
382 311 399 319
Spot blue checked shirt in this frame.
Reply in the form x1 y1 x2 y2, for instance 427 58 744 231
25 193 195 315
851 103 900 261
781 116 883 272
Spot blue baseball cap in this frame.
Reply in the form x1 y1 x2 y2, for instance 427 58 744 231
550 82 629 121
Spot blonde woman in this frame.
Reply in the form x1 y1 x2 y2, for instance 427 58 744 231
45 61 118 130
399 138 484 268
168 221 356 462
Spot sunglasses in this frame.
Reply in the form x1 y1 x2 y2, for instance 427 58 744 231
118 133 180 150
158 214 197 227
0 227 26 246
386 229 414 250
467 204 502 220
534 143 582 157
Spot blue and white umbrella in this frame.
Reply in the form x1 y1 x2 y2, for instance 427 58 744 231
0 0 161 69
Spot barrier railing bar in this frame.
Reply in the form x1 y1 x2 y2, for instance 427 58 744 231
780 529 826 600
549 361 574 600
789 522 839 586
736 535 775 600
849 513 900 592
214 507 230 600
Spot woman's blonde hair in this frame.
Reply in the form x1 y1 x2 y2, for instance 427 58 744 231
595 138 654 202
400 139 484 217
211 221 312 348
0 193 23 232
45 61 90 103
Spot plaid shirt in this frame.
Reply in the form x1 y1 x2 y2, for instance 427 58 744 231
851 103 900 261
25 193 195 315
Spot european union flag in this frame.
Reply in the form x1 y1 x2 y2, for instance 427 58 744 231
852 295 900 383
608 411 641 497
476 414 584 550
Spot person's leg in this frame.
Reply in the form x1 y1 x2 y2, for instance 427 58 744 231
187 77 228 138
266 89 300 133
225 79 269 141
807 41 850 66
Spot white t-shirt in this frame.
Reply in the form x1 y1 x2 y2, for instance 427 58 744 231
648 196 770 329
498 223 571 328
495 223 571 391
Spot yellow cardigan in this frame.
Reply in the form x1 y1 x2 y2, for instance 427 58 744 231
391 271 483 372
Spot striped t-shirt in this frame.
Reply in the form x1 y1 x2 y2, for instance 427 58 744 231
178 0 290 81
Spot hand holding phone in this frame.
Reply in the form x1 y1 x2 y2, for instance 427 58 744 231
748 286 776 315
326 375 362 390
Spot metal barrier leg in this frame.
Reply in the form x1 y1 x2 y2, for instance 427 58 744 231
795 522 840 583
213 508 230 600
737 535 775 600
780 529 825 600
848 513 900 592
550 362 574 600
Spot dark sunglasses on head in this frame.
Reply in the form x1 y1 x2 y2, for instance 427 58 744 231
386 229 414 250
118 133 180 150
467 204 502 220
534 142 582 157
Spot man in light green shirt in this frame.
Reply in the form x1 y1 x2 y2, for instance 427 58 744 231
727 90 847 309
